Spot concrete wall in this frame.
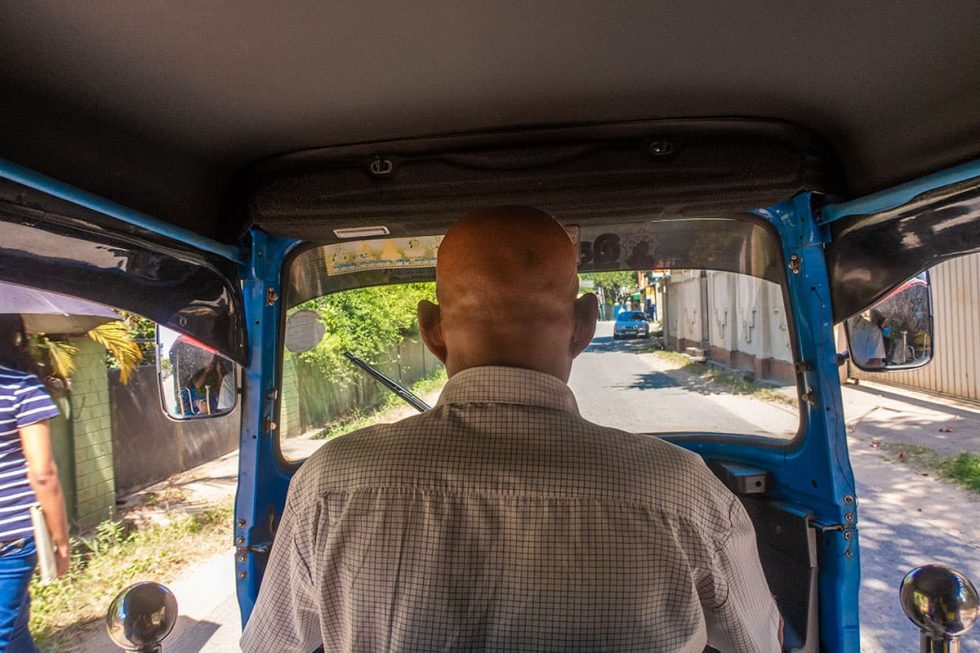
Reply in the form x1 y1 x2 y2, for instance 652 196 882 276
666 270 794 383
666 270 705 350
69 337 116 530
280 354 302 438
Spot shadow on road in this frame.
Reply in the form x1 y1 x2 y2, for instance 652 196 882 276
168 616 222 652
848 383 980 422
616 371 680 389
584 335 653 354
851 444 980 652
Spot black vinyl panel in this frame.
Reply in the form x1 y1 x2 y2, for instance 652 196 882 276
252 120 836 243
826 178 980 323
0 182 246 363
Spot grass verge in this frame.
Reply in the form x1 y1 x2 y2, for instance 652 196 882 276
315 366 447 441
32 497 233 652
650 350 795 406
879 443 980 494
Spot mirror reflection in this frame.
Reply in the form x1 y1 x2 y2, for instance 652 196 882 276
846 273 931 370
156 326 238 418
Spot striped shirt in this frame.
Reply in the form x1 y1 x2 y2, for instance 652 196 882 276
0 365 60 541
243 366 780 652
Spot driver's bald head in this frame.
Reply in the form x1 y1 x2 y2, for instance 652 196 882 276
418 206 597 381
437 206 578 320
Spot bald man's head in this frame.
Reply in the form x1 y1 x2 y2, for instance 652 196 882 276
418 206 598 381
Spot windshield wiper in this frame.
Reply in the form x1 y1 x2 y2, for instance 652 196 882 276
342 351 431 413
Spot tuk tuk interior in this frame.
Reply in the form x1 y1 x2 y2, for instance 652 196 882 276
1 4 980 652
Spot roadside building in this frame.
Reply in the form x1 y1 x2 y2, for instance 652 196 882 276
662 269 794 384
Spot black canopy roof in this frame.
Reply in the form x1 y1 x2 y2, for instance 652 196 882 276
1 2 978 242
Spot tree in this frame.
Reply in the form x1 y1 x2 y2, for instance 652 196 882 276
579 271 638 305
296 283 437 385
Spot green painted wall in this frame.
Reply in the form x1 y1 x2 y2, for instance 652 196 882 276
68 338 116 530
47 389 77 524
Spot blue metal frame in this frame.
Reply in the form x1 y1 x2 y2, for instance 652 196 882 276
233 229 301 622
670 195 860 651
820 158 980 225
12 156 980 651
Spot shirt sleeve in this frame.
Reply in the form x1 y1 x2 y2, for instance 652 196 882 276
15 375 60 428
240 476 322 653
703 496 782 653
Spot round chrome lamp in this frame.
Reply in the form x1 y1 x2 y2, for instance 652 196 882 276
105 581 178 653
901 564 979 653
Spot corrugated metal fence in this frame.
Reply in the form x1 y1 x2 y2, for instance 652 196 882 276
850 252 980 402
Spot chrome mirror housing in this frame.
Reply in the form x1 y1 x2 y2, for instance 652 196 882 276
901 564 979 653
106 582 178 653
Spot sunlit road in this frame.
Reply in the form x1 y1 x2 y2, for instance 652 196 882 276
569 321 797 437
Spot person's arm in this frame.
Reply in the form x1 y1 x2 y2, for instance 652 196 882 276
19 420 70 577
703 496 782 653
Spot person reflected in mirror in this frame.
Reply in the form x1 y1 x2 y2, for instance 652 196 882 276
184 357 230 415
242 207 782 653
849 309 887 368
0 315 70 652
216 359 235 412
183 367 211 415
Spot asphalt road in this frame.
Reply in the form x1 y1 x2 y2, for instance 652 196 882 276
568 322 797 437
89 322 980 652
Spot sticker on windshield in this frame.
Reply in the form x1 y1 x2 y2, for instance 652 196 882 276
323 235 443 275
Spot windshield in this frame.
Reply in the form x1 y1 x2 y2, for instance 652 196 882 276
279 216 800 461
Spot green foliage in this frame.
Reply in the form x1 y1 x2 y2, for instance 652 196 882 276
579 271 638 304
295 283 437 384
947 453 980 492
117 312 157 362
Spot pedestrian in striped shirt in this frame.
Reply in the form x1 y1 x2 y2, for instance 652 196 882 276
0 315 70 652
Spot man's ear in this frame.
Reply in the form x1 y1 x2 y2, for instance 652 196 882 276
417 300 448 363
570 293 598 358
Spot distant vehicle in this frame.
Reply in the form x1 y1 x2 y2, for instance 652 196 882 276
613 311 649 339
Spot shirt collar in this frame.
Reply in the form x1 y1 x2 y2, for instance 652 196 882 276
436 366 580 414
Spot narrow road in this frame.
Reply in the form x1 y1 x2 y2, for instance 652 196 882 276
84 322 980 652
568 322 796 437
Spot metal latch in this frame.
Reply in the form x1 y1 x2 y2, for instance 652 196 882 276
235 540 271 563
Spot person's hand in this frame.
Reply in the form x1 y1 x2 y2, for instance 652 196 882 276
54 542 70 577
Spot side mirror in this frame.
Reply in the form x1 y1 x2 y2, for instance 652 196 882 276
156 326 239 419
844 272 932 372
284 308 326 354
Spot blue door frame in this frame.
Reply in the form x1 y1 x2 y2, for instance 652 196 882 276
230 195 863 650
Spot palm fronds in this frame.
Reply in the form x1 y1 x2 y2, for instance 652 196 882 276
35 337 79 380
86 321 143 384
